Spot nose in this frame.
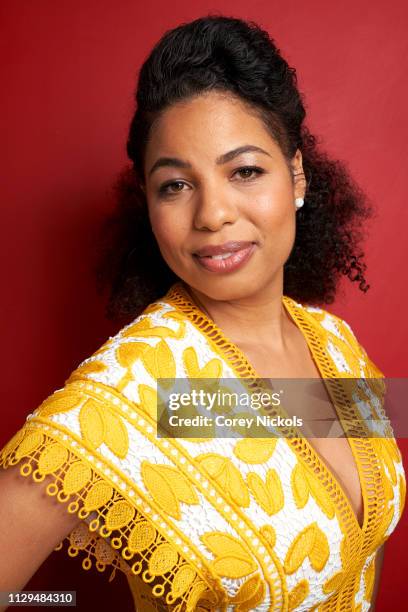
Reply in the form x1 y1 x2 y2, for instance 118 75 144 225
193 184 239 231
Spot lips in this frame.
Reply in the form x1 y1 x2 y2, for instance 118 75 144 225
193 241 255 257
193 241 257 273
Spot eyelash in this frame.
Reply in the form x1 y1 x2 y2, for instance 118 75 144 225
158 165 265 196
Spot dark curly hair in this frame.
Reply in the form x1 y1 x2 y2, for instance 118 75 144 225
95 13 376 322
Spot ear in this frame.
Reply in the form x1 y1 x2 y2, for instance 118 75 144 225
291 149 306 200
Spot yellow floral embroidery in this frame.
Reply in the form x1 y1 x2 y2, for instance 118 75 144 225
284 523 330 574
182 346 224 379
14 430 44 460
162 311 188 339
137 383 159 420
141 461 200 520
229 572 266 611
121 317 184 340
84 481 114 511
79 400 104 447
247 469 284 515
115 341 151 391
67 360 107 381
291 462 335 519
78 399 129 458
259 524 276 548
141 340 176 386
35 391 87 417
0 426 222 608
121 318 160 337
1 282 406 612
63 461 92 495
105 500 135 530
37 443 68 474
233 438 277 464
186 581 219 610
322 570 345 594
148 543 179 575
288 579 309 610
103 409 129 458
170 565 197 599
127 520 156 553
291 462 309 507
196 453 249 507
200 532 258 579
322 534 350 594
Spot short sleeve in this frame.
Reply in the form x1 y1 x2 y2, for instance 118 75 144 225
0 360 221 609
0 380 133 582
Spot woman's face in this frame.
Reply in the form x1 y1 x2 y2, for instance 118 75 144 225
143 91 305 302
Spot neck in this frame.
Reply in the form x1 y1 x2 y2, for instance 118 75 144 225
181 280 295 352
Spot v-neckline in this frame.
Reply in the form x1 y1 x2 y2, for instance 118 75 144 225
163 281 384 544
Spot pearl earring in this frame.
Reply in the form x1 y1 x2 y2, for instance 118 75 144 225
295 197 304 210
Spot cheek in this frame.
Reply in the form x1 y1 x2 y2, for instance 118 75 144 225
252 194 295 245
149 209 188 255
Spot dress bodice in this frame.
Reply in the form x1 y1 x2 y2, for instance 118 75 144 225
0 282 405 611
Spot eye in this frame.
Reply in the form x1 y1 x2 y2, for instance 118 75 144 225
158 180 188 196
157 165 265 197
234 165 265 181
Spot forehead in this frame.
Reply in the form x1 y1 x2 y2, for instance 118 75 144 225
145 91 278 161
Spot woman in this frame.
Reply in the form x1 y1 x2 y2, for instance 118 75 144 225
0 14 405 612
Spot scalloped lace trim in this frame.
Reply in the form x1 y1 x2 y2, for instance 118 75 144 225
0 426 222 612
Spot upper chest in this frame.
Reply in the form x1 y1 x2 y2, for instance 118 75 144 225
229 335 366 527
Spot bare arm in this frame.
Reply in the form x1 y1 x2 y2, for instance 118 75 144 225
370 543 385 611
0 463 82 612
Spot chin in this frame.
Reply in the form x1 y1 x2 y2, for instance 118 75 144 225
185 275 263 303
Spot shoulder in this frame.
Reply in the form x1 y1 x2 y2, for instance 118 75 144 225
65 295 186 390
290 298 384 378
286 296 362 345
302 301 360 345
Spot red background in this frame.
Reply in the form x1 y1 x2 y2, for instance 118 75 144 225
1 1 407 609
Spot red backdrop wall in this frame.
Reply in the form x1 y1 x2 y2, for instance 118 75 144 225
1 1 407 609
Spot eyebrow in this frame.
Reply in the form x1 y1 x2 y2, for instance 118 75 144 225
147 144 272 178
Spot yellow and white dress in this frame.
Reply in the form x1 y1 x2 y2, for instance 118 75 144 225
0 281 405 611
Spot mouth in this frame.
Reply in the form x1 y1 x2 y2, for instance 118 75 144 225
193 240 255 257
193 241 257 273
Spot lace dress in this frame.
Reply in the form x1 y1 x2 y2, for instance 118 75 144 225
0 281 405 611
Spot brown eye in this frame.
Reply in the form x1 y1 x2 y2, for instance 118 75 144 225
159 180 186 195
234 166 265 181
